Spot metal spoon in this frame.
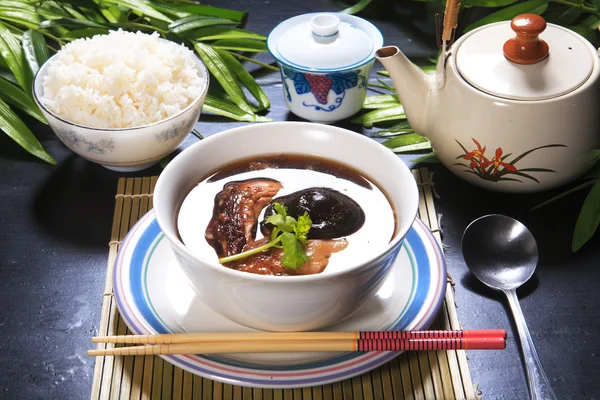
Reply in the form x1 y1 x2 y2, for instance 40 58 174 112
461 214 557 400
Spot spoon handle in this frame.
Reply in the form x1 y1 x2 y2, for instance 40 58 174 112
504 289 557 400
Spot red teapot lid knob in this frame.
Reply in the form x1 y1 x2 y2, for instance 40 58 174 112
503 14 549 64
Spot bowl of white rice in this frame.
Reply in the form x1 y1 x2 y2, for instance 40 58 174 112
33 29 209 172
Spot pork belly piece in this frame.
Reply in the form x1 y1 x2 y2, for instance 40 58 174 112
205 178 282 257
231 239 349 276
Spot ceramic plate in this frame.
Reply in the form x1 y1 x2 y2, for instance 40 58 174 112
113 211 446 388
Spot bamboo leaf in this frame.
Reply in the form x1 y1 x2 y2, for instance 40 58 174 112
531 180 596 211
362 94 400 109
351 105 405 127
211 39 267 52
40 18 108 29
204 94 271 122
411 152 439 163
568 25 598 43
386 141 432 153
22 30 49 76
154 2 246 22
168 15 236 35
193 41 253 114
217 49 270 111
192 27 265 41
372 120 412 134
62 27 110 39
0 6 41 29
341 0 373 14
381 133 431 149
0 97 55 164
0 21 33 93
464 0 517 6
465 0 549 32
573 179 600 251
0 77 46 123
99 0 172 23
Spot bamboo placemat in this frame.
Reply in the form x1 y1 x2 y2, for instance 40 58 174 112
90 168 479 400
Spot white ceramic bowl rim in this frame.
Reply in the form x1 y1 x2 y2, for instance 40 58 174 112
267 12 384 74
155 121 419 283
32 43 210 132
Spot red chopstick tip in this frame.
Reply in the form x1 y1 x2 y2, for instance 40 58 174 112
465 337 506 350
465 329 507 339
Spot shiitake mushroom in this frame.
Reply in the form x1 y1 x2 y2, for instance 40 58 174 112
260 188 365 240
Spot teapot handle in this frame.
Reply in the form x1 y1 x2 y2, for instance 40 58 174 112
503 14 549 64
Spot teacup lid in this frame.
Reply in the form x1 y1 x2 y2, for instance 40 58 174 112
267 13 383 72
455 14 595 101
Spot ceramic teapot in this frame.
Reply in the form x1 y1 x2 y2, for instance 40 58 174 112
376 14 600 193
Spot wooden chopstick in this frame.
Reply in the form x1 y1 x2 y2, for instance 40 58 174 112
88 332 506 357
92 329 506 345
88 337 505 356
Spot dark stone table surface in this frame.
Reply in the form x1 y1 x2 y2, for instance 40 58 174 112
0 1 598 399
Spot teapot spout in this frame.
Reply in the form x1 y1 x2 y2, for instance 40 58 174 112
375 46 436 137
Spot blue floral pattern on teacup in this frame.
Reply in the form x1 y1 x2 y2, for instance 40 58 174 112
53 127 115 154
282 67 367 112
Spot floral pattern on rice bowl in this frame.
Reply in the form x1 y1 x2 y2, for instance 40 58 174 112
53 127 115 155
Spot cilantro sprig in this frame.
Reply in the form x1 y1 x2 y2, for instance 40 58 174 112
219 203 312 269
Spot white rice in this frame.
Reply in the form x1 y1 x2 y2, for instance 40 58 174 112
41 29 206 129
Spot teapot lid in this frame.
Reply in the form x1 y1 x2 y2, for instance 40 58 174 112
267 13 383 72
455 14 595 101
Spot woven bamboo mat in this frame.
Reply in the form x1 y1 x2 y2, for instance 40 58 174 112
90 168 478 400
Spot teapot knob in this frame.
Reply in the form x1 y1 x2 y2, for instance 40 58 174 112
503 14 549 64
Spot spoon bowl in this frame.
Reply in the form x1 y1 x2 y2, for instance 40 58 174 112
462 214 538 290
462 214 557 400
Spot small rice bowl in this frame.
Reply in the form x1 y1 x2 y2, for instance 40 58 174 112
40 29 206 129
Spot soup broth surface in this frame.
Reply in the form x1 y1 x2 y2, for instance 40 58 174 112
177 154 396 275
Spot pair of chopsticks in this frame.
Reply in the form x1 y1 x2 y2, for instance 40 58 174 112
88 330 506 357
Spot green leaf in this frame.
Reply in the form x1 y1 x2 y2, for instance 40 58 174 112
531 180 596 211
216 49 270 111
203 94 271 122
152 1 246 22
411 152 439 163
387 142 432 153
0 6 41 29
211 38 267 53
340 0 373 14
62 27 110 39
371 120 414 137
295 212 312 243
99 0 172 23
0 77 46 123
568 26 598 43
573 179 600 251
280 232 309 269
381 133 430 152
580 15 600 30
362 94 400 109
193 42 253 114
545 6 581 26
22 30 49 76
465 0 548 32
351 105 405 128
0 97 55 164
464 0 517 6
40 18 108 29
192 27 265 41
0 21 33 93
168 15 236 35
